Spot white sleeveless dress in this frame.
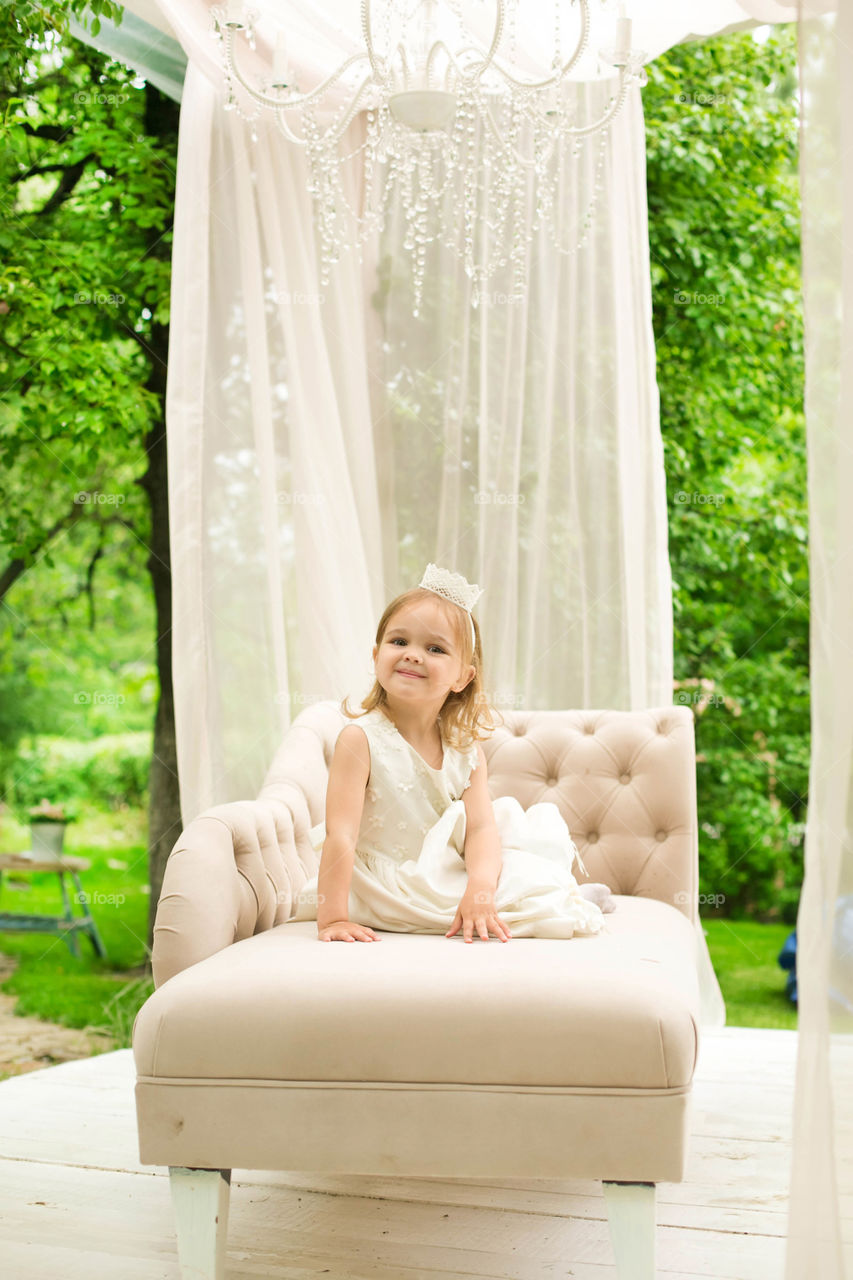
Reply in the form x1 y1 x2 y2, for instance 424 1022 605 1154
290 706 609 938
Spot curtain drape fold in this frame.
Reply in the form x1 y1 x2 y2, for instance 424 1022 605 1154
162 2 677 814
158 0 722 1024
786 2 853 1273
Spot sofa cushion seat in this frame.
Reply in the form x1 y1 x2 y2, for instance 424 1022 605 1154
134 896 699 1092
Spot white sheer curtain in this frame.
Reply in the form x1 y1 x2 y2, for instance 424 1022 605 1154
368 82 671 714
159 0 675 815
786 1 853 1272
131 1 799 77
156 0 723 1022
166 58 384 817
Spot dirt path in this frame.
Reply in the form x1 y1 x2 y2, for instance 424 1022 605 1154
0 954 113 1080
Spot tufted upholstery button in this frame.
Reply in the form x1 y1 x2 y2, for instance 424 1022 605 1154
587 832 599 844
546 777 559 787
619 773 631 784
655 830 667 842
584 724 595 735
513 722 525 736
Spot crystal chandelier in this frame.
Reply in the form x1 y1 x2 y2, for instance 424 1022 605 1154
212 1 647 312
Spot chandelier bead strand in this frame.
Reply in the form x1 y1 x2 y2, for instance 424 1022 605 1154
211 1 647 311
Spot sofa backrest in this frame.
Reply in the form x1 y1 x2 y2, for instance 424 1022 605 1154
258 699 698 922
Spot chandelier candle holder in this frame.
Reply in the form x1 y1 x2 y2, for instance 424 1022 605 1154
211 1 647 313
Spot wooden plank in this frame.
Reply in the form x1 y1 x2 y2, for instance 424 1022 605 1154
0 1238 755 1280
0 1028 808 1279
0 1157 787 1280
689 1085 794 1143
0 1119 794 1236
0 854 91 871
0 1245 175 1280
211 1136 853 1240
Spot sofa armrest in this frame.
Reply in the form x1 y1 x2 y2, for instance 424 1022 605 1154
151 798 313 986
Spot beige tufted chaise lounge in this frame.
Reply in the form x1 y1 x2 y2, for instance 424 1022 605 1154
133 700 703 1279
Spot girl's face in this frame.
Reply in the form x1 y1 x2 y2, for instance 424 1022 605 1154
372 598 475 707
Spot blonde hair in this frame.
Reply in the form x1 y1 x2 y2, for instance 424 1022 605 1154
342 587 502 748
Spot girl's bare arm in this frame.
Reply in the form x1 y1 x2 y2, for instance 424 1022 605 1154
460 744 503 892
446 745 511 942
316 725 379 939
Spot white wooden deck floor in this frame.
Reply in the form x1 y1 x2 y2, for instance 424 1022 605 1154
0 1027 797 1280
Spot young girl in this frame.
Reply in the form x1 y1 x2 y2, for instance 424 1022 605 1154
292 564 615 942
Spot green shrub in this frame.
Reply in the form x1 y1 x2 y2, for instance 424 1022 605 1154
647 26 808 920
7 733 151 817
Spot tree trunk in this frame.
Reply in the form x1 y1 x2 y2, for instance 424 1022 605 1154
136 83 182 950
137 367 182 949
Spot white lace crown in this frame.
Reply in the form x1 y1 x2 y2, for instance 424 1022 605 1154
418 564 483 614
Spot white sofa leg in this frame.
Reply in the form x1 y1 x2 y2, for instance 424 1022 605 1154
168 1167 231 1280
603 1181 656 1279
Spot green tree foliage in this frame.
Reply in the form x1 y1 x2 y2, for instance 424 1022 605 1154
0 2 171 776
11 730 152 815
645 24 808 919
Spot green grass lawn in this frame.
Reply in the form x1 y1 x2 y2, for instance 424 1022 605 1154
0 805 799 1039
0 805 154 1047
703 918 797 1030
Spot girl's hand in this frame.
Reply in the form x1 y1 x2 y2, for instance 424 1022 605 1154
446 888 512 943
318 920 381 942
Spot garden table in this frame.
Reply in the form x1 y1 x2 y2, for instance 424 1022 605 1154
0 853 107 958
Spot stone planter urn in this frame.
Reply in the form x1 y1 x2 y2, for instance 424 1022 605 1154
27 800 73 860
29 820 67 859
